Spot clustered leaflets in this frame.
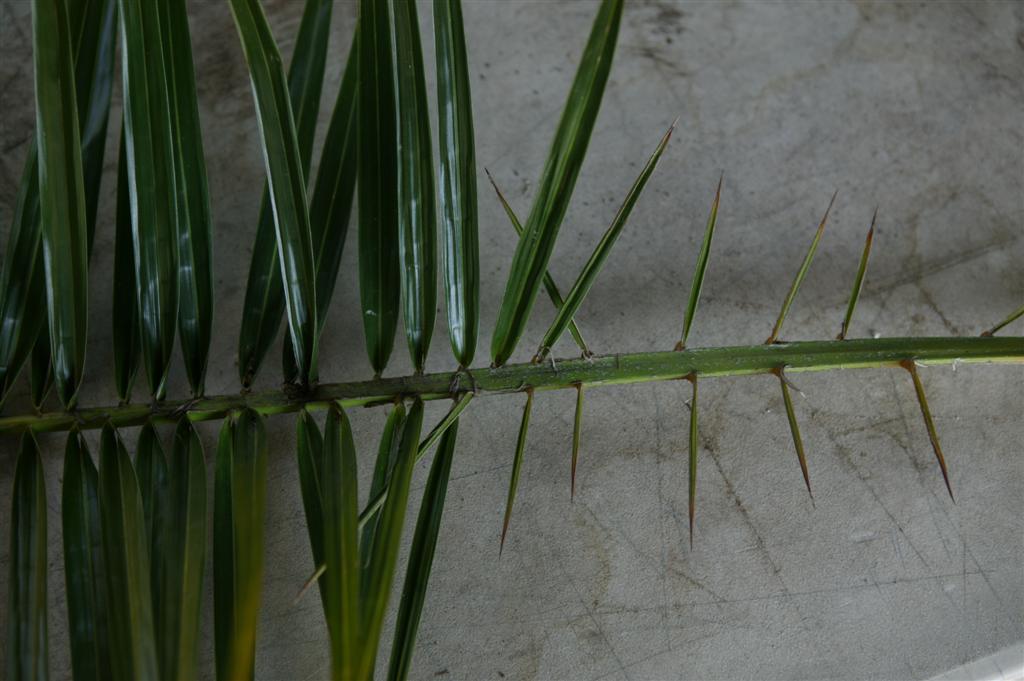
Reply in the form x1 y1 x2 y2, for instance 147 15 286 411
2 1 1020 680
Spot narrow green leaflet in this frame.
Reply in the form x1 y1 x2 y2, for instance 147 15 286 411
902 361 955 502
154 419 207 680
388 421 460 681
160 0 214 396
359 0 401 376
230 0 320 386
537 123 674 360
322 406 361 681
435 0 479 367
394 0 438 372
765 191 837 344
63 431 112 681
132 426 170 676
0 0 116 406
981 302 1024 337
296 410 327 606
485 169 589 356
6 434 47 681
135 424 167 551
358 399 424 679
776 370 812 500
500 389 534 554
30 332 52 409
22 0 117 405
118 0 181 400
238 0 333 386
360 403 406 594
284 36 360 381
686 376 698 548
112 130 140 402
838 212 875 340
491 0 624 366
417 391 473 457
310 36 359 319
571 383 584 500
678 176 722 350
69 0 117 249
32 0 90 408
214 409 268 681
98 425 158 681
358 392 473 529
0 150 46 406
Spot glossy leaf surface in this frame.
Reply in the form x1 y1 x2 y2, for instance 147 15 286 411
358 399 424 678
118 0 180 399
229 0 320 385
62 431 111 681
155 419 207 680
214 409 268 681
98 425 158 681
322 406 361 681
491 0 623 366
537 123 673 360
394 0 438 372
485 169 589 356
112 131 140 402
435 0 479 367
238 0 333 386
388 421 460 681
358 0 401 375
6 434 48 681
33 0 91 407
296 410 327 606
284 36 360 381
161 0 214 395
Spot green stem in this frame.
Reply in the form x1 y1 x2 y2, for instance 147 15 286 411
1 336 1021 434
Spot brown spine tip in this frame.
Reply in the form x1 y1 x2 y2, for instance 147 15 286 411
901 359 955 503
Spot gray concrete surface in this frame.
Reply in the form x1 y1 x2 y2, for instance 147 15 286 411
2 1 1023 679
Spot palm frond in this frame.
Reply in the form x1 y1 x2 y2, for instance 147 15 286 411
0 5 1020 681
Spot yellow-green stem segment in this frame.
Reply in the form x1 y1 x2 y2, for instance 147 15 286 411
0 336 1021 435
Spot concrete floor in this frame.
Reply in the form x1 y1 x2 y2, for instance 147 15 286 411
2 1 1023 679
